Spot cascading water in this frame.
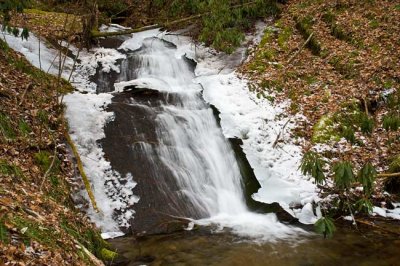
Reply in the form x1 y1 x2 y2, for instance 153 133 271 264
103 37 301 240
133 38 246 217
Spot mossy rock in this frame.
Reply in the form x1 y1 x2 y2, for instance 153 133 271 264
312 114 341 143
100 248 118 261
389 155 400 173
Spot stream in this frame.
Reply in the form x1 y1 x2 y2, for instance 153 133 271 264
3 22 399 266
92 34 400 265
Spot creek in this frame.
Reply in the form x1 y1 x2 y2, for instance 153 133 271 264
93 33 400 266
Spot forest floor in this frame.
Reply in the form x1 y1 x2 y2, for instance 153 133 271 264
242 0 400 206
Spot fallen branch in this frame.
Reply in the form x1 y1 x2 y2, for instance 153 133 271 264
273 119 291 148
377 172 400 178
40 140 58 191
287 32 314 65
355 218 400 236
74 240 105 266
65 131 100 213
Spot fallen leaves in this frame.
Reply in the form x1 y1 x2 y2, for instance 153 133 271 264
242 0 399 199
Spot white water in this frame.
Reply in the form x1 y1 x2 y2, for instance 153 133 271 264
115 38 302 240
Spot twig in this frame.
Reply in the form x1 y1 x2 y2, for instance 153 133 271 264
363 96 369 115
38 33 42 71
287 32 314 65
273 119 291 148
46 53 59 74
18 84 32 106
40 140 58 191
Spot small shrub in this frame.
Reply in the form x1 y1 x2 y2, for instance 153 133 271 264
340 126 356 143
355 198 373 214
359 113 374 134
333 161 355 190
314 216 336 238
383 114 400 131
300 151 326 184
357 162 377 195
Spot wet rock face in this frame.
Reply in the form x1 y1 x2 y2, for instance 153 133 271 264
101 89 200 236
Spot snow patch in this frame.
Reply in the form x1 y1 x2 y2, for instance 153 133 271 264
3 28 138 238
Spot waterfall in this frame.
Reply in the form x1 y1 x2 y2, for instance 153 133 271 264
110 37 301 240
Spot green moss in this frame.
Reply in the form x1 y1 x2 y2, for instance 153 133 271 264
328 55 358 78
100 248 118 261
295 15 322 55
277 27 292 50
18 119 32 137
369 19 380 29
60 218 110 259
0 160 24 179
389 155 400 173
34 151 60 174
12 216 60 246
312 114 341 143
0 113 16 141
0 219 10 244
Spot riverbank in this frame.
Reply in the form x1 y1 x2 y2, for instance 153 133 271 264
242 0 400 220
0 39 110 264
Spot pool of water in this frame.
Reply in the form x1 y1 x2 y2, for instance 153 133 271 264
109 220 400 266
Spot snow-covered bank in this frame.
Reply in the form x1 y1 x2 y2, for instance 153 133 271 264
155 32 320 224
2 31 137 238
197 73 319 223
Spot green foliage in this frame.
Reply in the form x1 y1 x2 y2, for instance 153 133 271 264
100 248 118 261
333 161 355 190
277 27 292 49
12 216 60 246
389 155 400 173
328 55 358 78
357 162 376 195
383 114 400 131
0 219 10 244
97 0 128 17
0 0 29 40
322 10 336 24
314 216 336 238
0 160 24 178
34 151 60 174
355 198 373 214
340 126 356 144
0 112 16 141
18 119 32 137
159 0 280 53
312 114 341 143
359 113 374 134
61 218 110 259
300 151 326 184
